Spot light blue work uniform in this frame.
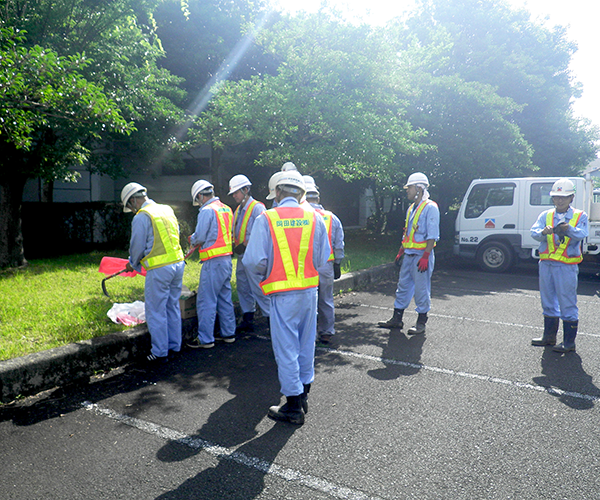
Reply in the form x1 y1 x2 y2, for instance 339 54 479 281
191 196 236 343
234 196 270 317
310 203 345 337
128 200 185 358
243 197 331 396
530 206 588 322
394 200 440 313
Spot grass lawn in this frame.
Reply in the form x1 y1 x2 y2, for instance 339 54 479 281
0 229 400 361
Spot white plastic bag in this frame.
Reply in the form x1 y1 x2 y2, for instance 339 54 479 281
107 301 146 326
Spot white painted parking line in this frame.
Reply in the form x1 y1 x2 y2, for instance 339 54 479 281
256 332 599 402
317 347 600 403
354 303 600 338
82 402 385 500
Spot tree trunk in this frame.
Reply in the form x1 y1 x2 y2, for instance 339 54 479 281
0 175 28 269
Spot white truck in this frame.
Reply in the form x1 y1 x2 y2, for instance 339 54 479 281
453 176 600 272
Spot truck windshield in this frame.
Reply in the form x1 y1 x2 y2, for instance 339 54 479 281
465 183 515 219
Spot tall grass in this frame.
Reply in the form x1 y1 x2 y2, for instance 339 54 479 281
0 229 399 361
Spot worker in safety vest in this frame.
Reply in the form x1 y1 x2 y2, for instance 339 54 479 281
243 170 331 425
303 175 345 344
228 174 270 332
121 182 185 365
186 180 236 348
378 172 440 334
270 162 298 208
530 178 588 353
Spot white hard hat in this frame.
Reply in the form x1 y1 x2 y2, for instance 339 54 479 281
404 172 430 188
550 178 575 197
266 172 284 200
276 170 306 194
303 175 319 195
191 180 214 206
228 174 251 195
121 182 147 212
281 162 298 172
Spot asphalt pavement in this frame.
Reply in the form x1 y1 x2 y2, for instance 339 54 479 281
1 258 600 499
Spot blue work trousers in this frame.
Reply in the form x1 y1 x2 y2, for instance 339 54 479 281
539 260 579 322
197 257 236 343
236 257 270 317
394 251 434 313
145 262 185 357
317 262 335 335
269 288 318 396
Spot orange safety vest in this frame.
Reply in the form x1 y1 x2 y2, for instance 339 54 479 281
198 200 233 261
314 208 334 262
260 206 320 295
402 200 438 250
233 198 265 246
139 203 184 270
539 209 583 264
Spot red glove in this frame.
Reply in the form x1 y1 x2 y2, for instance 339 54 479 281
417 251 430 272
394 247 405 266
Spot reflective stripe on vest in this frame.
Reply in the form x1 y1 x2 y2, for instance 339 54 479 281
198 200 233 260
138 204 184 270
315 208 334 262
539 209 583 264
234 198 264 246
260 207 320 295
402 200 438 250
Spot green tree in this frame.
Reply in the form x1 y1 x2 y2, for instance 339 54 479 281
388 27 535 208
406 0 598 178
187 12 432 218
0 27 133 268
0 0 187 268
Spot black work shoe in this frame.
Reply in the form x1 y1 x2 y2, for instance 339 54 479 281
236 312 255 333
300 383 311 414
185 338 214 349
318 333 333 343
268 396 305 425
552 342 576 353
145 353 168 365
377 308 404 329
407 323 426 335
531 337 557 346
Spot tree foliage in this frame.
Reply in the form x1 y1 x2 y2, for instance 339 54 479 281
406 0 598 177
0 0 188 268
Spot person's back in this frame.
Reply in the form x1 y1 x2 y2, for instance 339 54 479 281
243 171 330 424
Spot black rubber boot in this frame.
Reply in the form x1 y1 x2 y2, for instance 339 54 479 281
300 383 311 414
378 308 404 329
407 313 428 335
236 312 255 333
268 395 305 425
553 320 578 353
531 316 559 346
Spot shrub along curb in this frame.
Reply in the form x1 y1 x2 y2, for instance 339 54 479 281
0 254 447 404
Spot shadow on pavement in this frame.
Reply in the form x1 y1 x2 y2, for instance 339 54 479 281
532 349 600 410
367 329 425 380
154 424 296 500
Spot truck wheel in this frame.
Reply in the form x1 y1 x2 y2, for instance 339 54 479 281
476 241 514 273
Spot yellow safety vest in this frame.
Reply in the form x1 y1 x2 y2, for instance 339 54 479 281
540 209 583 264
402 200 438 250
198 200 233 261
233 198 265 246
315 208 334 262
138 203 184 270
260 207 320 295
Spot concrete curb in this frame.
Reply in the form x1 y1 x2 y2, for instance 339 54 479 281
0 253 446 404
